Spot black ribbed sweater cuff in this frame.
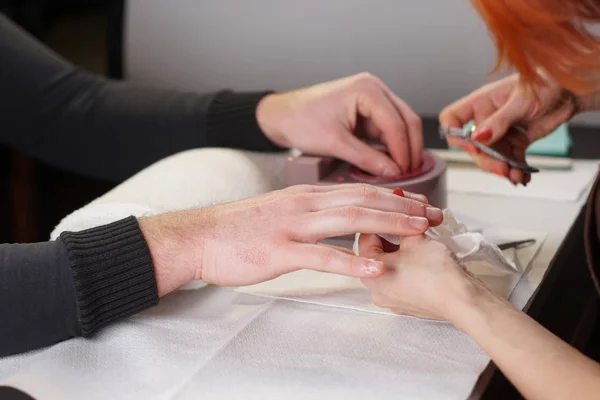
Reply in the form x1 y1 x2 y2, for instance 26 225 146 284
60 216 158 336
206 90 284 151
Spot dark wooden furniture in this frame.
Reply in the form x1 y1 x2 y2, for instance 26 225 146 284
2 146 114 244
1 2 117 244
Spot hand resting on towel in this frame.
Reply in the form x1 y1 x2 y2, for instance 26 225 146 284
357 234 474 320
357 233 600 400
138 184 443 295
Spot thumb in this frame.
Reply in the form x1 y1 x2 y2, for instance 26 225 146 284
357 233 388 258
471 98 526 145
337 135 402 177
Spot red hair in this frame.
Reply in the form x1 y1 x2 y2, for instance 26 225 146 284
471 0 600 95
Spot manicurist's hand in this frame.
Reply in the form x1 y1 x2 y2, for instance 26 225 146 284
358 233 600 400
256 73 423 177
357 233 476 320
440 74 586 185
139 184 443 295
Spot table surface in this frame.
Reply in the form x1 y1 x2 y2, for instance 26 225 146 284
1 121 598 400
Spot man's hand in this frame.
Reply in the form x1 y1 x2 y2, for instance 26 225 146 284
256 73 423 177
138 184 443 296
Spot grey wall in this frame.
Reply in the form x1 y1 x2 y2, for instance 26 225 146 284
124 0 600 125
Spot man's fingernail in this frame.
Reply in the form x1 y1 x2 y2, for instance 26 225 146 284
426 207 443 221
393 188 404 197
363 260 384 275
383 166 401 177
472 129 492 142
408 216 429 230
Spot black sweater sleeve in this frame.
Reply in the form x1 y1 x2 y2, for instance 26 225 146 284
0 14 284 357
0 13 281 183
0 217 157 357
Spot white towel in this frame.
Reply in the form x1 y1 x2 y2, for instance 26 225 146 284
50 148 288 290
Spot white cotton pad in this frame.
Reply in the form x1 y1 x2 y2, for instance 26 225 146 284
376 209 518 275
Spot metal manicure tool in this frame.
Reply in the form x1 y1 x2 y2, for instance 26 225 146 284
497 238 536 251
439 125 540 174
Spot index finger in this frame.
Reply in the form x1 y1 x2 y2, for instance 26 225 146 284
439 93 477 129
357 233 385 258
379 86 424 171
356 87 411 174
288 184 430 204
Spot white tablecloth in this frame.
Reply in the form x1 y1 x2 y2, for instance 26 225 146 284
0 287 491 400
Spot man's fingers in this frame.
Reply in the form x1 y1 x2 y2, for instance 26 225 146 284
366 74 423 169
287 184 431 204
309 187 443 225
284 243 386 278
338 135 402 177
355 87 411 174
301 207 430 241
376 84 423 171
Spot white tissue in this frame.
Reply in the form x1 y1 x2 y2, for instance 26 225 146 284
376 209 518 275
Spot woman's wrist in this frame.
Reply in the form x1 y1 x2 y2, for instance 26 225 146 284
443 273 514 333
533 68 600 114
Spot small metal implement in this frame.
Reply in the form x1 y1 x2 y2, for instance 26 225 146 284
439 126 540 174
497 238 536 251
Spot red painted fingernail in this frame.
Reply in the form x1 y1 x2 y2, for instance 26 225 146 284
393 188 404 197
472 129 492 142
